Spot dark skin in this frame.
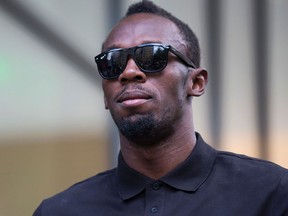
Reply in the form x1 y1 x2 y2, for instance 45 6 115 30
102 13 208 179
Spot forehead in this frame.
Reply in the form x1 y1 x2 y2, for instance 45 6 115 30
103 13 183 50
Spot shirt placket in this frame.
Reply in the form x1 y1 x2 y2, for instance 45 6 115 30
144 181 164 216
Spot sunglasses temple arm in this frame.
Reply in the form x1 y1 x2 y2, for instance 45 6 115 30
168 46 196 69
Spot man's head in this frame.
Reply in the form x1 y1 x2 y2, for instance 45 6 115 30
96 1 207 146
123 0 200 68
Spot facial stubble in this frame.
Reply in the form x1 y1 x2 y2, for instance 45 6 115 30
112 107 174 146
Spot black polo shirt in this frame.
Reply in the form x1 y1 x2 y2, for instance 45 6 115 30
33 133 288 216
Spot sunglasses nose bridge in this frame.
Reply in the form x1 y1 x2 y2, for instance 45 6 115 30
122 57 142 75
125 47 137 64
118 49 147 83
122 47 140 71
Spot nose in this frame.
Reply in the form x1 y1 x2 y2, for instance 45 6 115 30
118 58 147 84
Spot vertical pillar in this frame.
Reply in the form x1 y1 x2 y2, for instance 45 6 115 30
205 0 222 147
253 0 269 159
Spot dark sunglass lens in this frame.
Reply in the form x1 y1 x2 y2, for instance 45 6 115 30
96 50 126 79
135 45 167 72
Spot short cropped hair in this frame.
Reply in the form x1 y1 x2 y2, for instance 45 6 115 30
124 0 200 67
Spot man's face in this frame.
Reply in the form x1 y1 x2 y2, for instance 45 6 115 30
101 13 192 144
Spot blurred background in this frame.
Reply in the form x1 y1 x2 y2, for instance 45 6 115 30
0 0 287 215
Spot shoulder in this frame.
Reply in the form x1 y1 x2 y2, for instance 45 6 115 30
33 168 117 215
71 168 116 190
215 150 287 173
55 168 116 198
214 150 288 185
216 150 286 171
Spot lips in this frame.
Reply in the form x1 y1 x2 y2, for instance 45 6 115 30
117 90 152 106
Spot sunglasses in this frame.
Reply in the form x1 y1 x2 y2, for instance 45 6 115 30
94 43 196 80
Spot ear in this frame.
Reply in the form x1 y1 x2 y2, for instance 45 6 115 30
187 68 208 97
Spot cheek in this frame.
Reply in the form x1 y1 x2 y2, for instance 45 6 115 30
104 96 109 109
102 82 115 110
158 73 186 101
103 90 115 110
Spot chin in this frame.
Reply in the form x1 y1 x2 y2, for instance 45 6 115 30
116 113 173 146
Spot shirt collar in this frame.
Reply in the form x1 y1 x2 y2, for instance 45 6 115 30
115 132 217 200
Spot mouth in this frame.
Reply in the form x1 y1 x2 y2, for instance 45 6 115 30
117 90 152 107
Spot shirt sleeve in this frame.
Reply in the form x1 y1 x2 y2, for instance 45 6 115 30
273 171 288 215
32 201 43 216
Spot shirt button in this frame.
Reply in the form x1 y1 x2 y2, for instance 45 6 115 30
151 206 158 213
152 182 161 190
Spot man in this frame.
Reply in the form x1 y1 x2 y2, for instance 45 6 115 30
33 1 288 215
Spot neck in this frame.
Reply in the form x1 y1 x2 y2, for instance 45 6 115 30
120 125 197 180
